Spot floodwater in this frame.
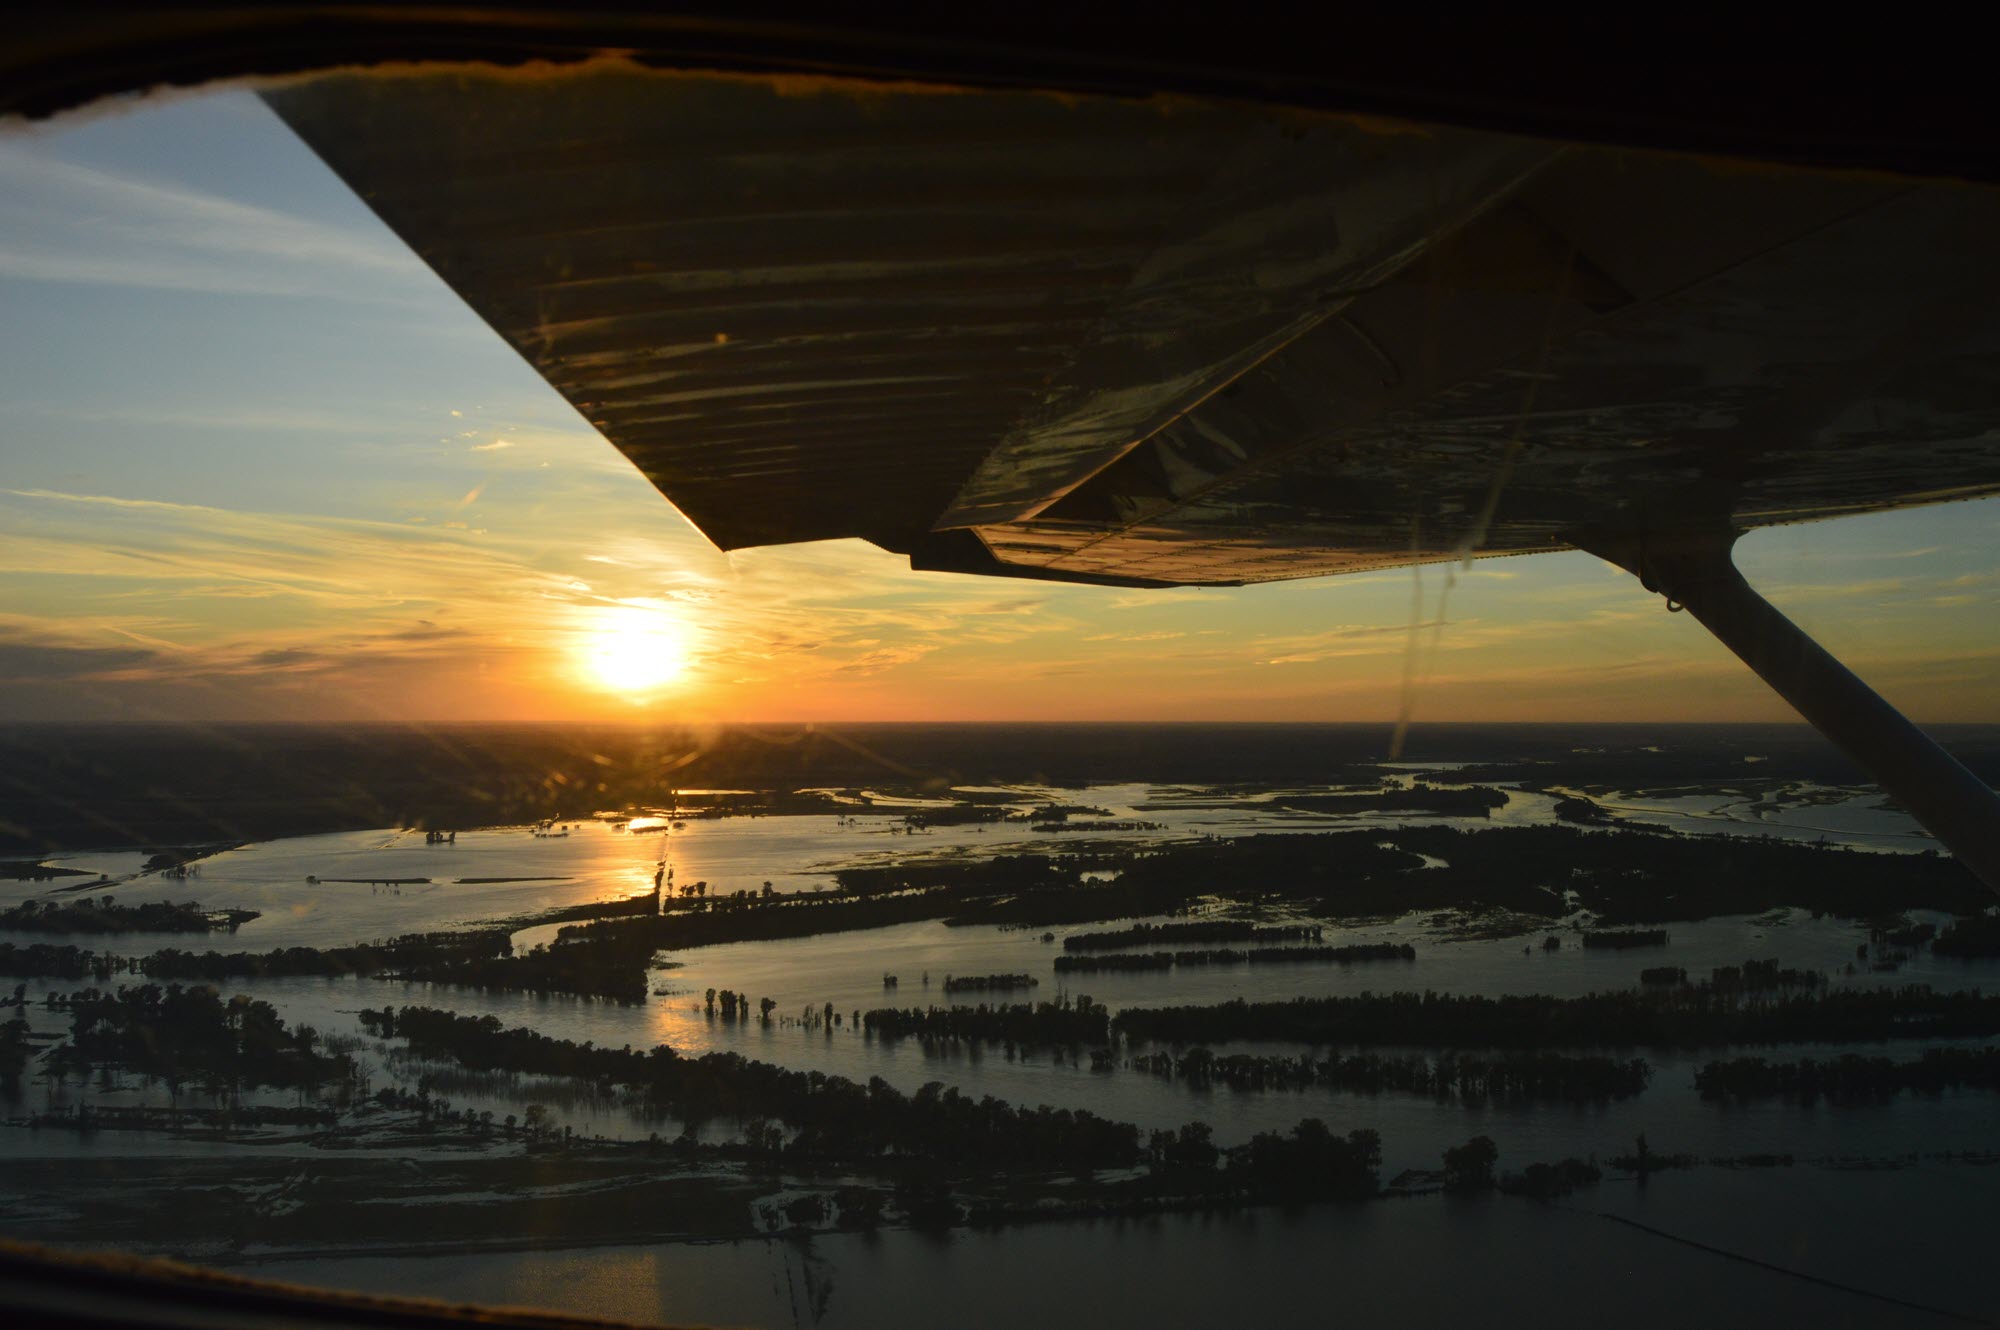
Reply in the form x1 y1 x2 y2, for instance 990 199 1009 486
6 775 1935 952
250 1166 1994 1329
6 777 1997 1329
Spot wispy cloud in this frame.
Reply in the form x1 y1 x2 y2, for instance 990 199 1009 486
0 148 430 305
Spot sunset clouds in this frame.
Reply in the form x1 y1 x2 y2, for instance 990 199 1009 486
2 90 1997 726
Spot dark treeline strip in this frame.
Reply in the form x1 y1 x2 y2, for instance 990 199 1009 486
136 929 649 1004
1094 826 1989 925
1113 983 2000 1051
369 1004 1136 1171
1056 951 1173 973
11 722 1995 858
949 839 1424 930
0 943 124 980
1935 915 2000 958
0 1011 30 1083
1030 820 1163 834
1272 785 1509 816
567 883 996 951
365 1005 1382 1200
1131 1047 1651 1102
1640 966 1688 986
394 938 656 1004
1055 943 1414 974
942 974 1037 993
136 930 510 982
1712 958 1825 991
51 984 351 1090
1582 929 1669 950
0 898 256 934
571 856 1185 945
1176 943 1414 968
1063 921 1324 952
862 996 1110 1048
576 827 1990 960
1695 1047 2000 1102
901 806 1009 828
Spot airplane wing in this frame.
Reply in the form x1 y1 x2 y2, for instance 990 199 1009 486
264 65 2000 588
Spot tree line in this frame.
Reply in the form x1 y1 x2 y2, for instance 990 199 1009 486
941 974 1037 993
133 929 512 981
1112 982 2000 1050
1128 1046 1651 1102
1695 1046 2000 1102
861 995 1110 1049
0 898 256 935
360 1005 1390 1203
50 983 351 1091
365 1004 1140 1172
1935 915 2000 958
0 943 121 980
1062 921 1325 952
1054 943 1413 974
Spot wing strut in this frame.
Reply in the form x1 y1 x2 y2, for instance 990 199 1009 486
1570 521 2000 894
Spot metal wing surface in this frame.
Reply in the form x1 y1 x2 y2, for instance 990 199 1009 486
266 66 2000 588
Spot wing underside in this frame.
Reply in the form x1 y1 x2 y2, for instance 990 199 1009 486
266 65 2000 587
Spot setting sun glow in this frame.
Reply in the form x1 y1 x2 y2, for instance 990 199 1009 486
579 608 689 698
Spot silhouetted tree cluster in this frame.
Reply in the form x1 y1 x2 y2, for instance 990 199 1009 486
400 940 654 1003
137 930 510 981
1055 943 1413 974
1064 921 1325 952
1071 824 1988 926
0 943 119 980
1 1009 30 1084
0 898 255 935
900 806 1008 829
1441 1136 1498 1191
53 983 350 1090
363 1005 1145 1171
1113 981 2000 1050
1934 915 2000 958
1129 1046 1650 1102
863 995 1110 1049
1384 826 1984 922
1146 1120 1221 1170
1225 1119 1381 1200
566 886 993 953
942 974 1037 994
1054 951 1175 973
1639 966 1687 986
1695 1046 2000 1102
1709 958 1824 991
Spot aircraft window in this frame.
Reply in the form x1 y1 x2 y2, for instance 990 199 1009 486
3 66 1999 1330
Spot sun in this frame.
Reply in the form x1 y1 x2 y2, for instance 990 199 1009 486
578 608 688 697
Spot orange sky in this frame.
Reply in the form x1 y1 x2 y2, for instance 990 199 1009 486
2 91 1998 726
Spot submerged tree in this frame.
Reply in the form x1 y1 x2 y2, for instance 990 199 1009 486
1443 1135 1499 1192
